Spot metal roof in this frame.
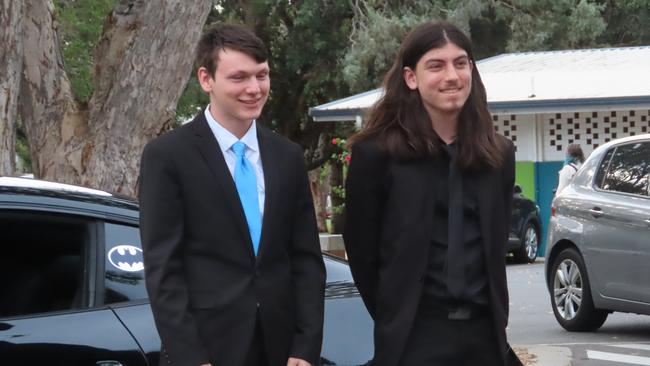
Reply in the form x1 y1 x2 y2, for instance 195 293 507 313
310 46 650 121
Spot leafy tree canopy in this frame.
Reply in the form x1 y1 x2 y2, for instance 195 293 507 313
342 0 617 92
55 0 117 103
50 0 649 172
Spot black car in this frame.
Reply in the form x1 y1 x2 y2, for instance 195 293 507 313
0 177 373 366
507 185 542 263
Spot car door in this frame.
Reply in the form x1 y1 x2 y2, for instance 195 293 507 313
320 256 374 366
0 209 148 366
509 188 525 249
585 141 650 303
0 309 149 366
99 221 161 366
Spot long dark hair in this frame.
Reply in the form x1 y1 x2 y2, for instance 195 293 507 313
349 21 504 171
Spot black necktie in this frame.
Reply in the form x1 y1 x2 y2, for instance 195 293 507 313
446 144 465 299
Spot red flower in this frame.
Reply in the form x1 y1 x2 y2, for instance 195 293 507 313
344 155 351 162
331 138 338 145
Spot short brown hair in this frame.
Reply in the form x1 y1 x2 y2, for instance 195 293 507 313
195 23 268 77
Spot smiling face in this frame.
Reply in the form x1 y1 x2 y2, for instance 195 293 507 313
403 42 473 122
198 48 270 132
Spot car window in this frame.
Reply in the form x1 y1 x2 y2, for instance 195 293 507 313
103 222 147 303
598 142 650 196
594 148 615 189
0 211 90 318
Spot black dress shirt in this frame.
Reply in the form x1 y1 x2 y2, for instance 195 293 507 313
423 142 489 306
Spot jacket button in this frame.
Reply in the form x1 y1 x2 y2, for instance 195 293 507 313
257 302 260 308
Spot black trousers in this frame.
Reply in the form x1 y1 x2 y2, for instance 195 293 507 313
398 300 504 366
243 315 269 366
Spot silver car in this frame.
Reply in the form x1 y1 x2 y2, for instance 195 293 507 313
545 134 650 331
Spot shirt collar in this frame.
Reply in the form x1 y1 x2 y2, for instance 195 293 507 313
204 105 259 154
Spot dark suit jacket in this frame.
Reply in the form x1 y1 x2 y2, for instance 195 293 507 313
343 136 522 366
139 113 325 366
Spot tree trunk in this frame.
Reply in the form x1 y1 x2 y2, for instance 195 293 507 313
18 0 211 196
82 0 212 195
308 167 330 233
19 0 85 183
0 0 23 175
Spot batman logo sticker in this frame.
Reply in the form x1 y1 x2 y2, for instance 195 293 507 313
108 245 144 272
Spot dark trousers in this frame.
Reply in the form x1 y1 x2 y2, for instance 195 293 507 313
243 315 269 366
398 299 503 366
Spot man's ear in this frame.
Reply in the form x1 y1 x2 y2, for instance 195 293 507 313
197 67 213 93
403 67 418 90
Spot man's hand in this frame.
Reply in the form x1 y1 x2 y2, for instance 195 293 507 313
287 357 311 366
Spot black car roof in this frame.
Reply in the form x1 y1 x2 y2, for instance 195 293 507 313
0 176 139 211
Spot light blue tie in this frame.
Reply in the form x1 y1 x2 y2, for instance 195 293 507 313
232 141 261 256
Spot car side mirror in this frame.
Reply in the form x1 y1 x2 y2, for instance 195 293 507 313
513 185 523 194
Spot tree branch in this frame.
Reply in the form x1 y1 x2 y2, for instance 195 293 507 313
20 0 85 180
0 0 23 175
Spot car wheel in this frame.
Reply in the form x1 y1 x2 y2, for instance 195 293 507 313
550 248 608 331
513 222 539 263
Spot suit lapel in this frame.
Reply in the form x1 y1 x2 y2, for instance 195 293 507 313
255 126 279 262
189 114 255 260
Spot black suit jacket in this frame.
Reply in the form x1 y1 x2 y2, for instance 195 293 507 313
139 113 325 366
344 136 522 366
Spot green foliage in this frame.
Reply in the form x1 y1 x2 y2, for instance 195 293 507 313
598 0 650 46
342 0 488 92
188 0 358 168
342 0 619 92
77 0 641 170
330 184 346 215
175 73 210 121
330 137 351 165
342 5 421 93
328 136 349 215
499 0 607 51
54 0 117 103
15 122 32 172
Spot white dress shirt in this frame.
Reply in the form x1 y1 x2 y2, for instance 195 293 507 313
204 106 265 216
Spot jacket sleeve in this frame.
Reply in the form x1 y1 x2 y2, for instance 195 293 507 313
288 144 326 366
343 140 386 319
139 140 210 366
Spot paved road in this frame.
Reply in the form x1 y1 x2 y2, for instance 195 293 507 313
506 260 650 365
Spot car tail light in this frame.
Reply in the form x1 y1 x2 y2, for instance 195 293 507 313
551 206 556 217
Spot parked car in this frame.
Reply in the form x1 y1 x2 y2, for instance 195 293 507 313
545 134 650 331
0 177 373 366
507 185 542 263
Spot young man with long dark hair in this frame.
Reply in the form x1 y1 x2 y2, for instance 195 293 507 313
344 22 523 366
